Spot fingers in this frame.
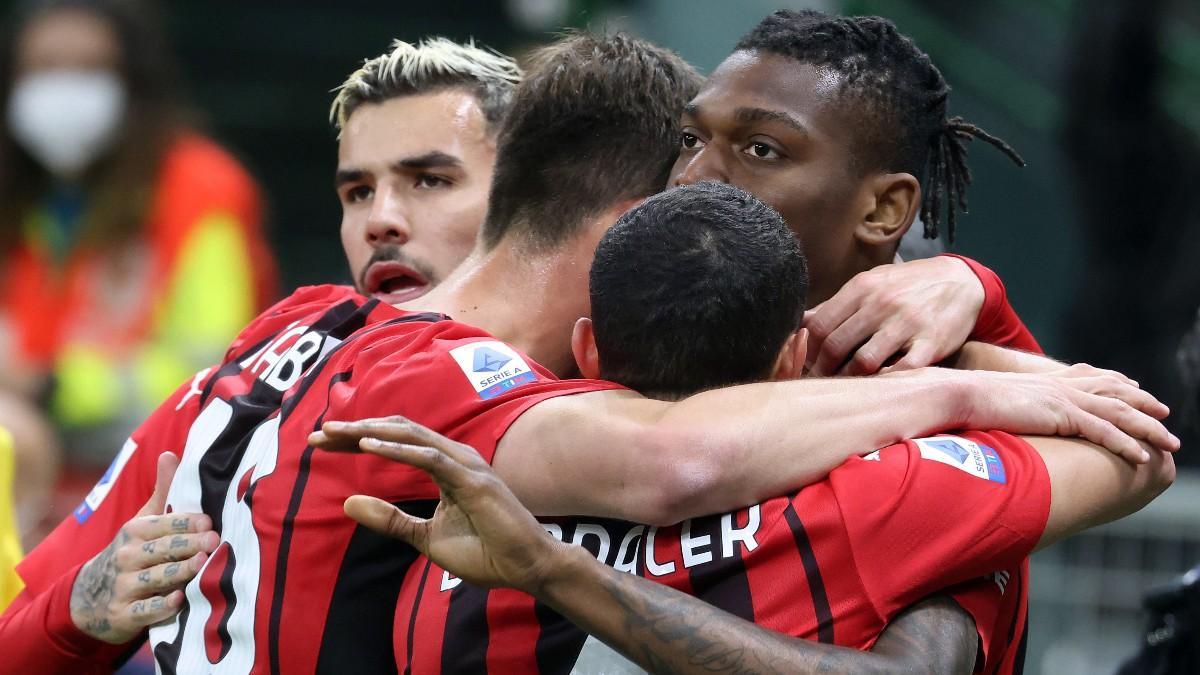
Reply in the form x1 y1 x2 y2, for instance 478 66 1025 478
122 551 208 598
840 325 911 376
1079 377 1169 419
804 293 861 370
122 530 220 569
357 438 478 493
1071 392 1179 456
137 452 180 517
124 512 213 542
810 310 876 376
316 417 488 469
125 590 186 627
1068 405 1149 463
880 340 941 374
344 495 429 552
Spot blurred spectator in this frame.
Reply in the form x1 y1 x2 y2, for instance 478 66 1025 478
0 0 277 541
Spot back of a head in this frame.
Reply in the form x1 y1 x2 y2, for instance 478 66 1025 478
329 37 521 137
590 182 808 400
736 9 1024 242
480 31 703 251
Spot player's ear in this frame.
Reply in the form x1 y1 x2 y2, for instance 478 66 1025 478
854 172 920 248
571 317 602 380
770 328 808 381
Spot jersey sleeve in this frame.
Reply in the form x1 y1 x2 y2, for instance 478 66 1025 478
2 367 220 669
943 254 1043 354
829 430 1051 620
325 327 623 501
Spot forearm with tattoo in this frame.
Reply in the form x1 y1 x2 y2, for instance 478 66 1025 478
538 545 977 675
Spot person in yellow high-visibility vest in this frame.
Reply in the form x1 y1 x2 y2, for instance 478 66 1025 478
0 426 24 611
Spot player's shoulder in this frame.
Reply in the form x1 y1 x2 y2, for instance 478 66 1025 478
348 316 552 391
224 284 366 361
835 430 1035 490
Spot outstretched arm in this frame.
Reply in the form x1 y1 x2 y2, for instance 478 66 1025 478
343 429 978 675
317 366 1174 524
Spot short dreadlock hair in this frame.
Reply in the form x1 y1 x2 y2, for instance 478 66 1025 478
735 10 1025 242
329 37 521 137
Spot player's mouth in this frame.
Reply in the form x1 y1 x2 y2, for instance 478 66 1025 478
363 261 431 305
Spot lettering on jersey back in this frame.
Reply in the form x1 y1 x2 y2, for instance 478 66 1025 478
237 321 344 393
437 506 763 592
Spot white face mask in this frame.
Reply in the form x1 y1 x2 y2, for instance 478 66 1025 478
7 70 127 178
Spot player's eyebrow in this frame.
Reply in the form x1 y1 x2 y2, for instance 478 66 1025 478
334 168 364 188
733 107 808 135
335 151 464 188
392 151 463 172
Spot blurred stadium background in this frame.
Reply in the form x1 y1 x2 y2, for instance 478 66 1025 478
3 0 1198 672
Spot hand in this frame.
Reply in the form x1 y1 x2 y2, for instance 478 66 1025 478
333 418 564 595
806 257 984 376
952 368 1179 463
69 452 219 644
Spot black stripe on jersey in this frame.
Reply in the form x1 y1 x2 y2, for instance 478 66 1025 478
152 602 190 674
782 501 834 643
316 500 436 674
441 583 491 673
268 369 353 675
403 558 434 675
687 513 755 623
534 600 589 675
213 545 239 662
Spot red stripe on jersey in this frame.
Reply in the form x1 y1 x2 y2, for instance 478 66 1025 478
486 589 542 672
408 563 452 674
392 557 430 673
200 543 235 663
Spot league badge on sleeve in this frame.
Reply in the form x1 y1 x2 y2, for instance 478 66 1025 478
74 438 138 523
913 436 1006 483
449 341 537 400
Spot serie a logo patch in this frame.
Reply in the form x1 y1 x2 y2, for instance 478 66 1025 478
913 436 1007 483
449 341 537 400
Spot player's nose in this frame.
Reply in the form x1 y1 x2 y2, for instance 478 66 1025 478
673 148 729 187
364 188 411 246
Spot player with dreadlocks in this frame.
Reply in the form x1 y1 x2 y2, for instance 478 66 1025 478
673 9 1039 378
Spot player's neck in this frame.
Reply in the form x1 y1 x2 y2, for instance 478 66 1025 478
400 239 588 376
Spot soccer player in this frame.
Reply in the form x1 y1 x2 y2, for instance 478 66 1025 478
340 182 1173 674
330 38 521 305
669 10 1040 376
0 32 1172 675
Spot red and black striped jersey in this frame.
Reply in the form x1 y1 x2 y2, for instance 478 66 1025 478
11 284 619 674
399 431 1050 674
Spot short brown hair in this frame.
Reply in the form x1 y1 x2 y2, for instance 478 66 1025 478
480 32 702 251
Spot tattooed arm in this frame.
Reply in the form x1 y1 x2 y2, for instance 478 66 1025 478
340 425 978 675
538 544 977 674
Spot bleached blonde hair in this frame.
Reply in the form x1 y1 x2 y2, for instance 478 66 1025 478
330 37 521 136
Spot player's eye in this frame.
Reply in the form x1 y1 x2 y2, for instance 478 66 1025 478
681 132 705 150
416 173 451 189
344 185 373 203
743 142 780 160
